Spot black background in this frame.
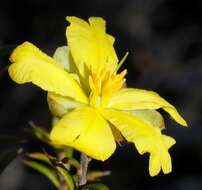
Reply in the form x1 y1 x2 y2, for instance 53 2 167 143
0 0 202 189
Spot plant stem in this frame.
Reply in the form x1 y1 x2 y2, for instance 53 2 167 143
78 153 91 186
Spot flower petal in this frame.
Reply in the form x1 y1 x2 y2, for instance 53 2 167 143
66 16 118 78
9 42 88 104
53 46 79 76
50 107 116 161
127 110 165 130
108 88 187 126
53 46 70 71
101 109 176 176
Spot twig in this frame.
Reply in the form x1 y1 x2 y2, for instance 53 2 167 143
78 153 91 186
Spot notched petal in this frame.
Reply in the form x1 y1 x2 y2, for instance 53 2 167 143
101 109 176 176
66 16 118 79
9 42 88 104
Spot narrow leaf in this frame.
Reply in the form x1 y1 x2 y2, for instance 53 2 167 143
24 160 60 188
67 158 80 170
65 147 74 158
56 166 75 190
29 122 50 143
28 152 53 165
87 171 111 181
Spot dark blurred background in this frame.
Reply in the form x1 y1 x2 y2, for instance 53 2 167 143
0 0 202 189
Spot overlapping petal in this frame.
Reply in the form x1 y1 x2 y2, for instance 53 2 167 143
101 109 176 176
66 16 118 78
53 46 70 71
108 88 187 126
47 92 85 117
50 107 116 161
128 109 165 130
9 42 88 104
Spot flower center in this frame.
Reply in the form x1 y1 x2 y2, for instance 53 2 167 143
88 65 127 107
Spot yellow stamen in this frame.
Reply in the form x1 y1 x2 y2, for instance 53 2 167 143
88 65 127 107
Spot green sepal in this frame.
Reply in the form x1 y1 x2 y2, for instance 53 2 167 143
29 122 50 143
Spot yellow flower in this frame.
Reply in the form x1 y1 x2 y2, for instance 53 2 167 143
8 16 187 177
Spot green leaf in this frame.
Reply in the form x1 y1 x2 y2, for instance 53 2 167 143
56 166 75 190
67 158 80 170
73 174 79 186
24 160 60 188
29 122 50 143
65 147 74 158
87 171 111 181
28 152 53 165
79 183 110 190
